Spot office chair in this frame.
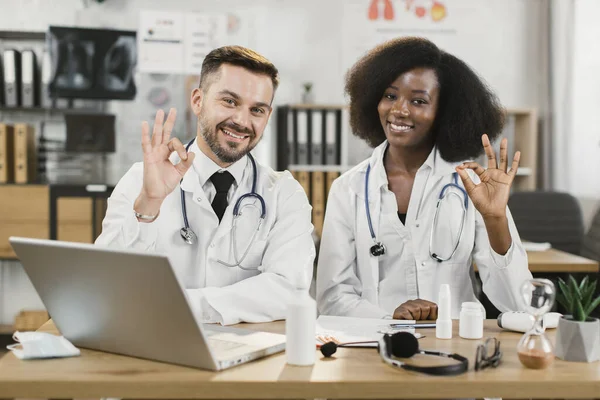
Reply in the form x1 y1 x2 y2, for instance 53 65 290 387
508 191 584 255
581 206 600 318
581 206 600 262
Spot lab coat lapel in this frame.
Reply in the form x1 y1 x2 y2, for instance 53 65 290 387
179 168 214 215
350 156 382 304
213 199 235 242
420 147 464 203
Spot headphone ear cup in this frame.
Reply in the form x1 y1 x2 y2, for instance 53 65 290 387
382 333 393 357
389 331 419 358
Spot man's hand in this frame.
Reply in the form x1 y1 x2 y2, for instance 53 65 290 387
134 108 195 219
393 299 438 320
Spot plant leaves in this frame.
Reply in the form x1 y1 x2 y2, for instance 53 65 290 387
569 275 582 300
556 293 570 311
584 295 600 319
575 297 586 321
558 278 573 312
579 275 589 292
583 280 597 309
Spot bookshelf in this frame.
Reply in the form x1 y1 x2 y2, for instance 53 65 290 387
508 108 538 191
276 104 539 236
277 104 538 186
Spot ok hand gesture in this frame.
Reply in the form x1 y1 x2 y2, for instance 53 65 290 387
455 134 520 220
140 108 195 203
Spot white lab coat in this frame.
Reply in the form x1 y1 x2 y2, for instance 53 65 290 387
96 149 315 326
316 141 532 319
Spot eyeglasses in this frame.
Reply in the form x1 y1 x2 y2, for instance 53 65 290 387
475 337 502 371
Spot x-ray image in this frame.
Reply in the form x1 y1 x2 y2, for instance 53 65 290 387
100 36 136 92
52 35 94 90
48 26 137 100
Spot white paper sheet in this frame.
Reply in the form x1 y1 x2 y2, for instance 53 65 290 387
138 11 227 74
316 315 421 348
138 11 185 74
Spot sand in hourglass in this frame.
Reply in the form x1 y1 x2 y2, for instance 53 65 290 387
518 349 555 369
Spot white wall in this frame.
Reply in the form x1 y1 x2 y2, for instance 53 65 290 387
551 0 600 230
569 0 600 223
0 0 547 173
0 0 567 325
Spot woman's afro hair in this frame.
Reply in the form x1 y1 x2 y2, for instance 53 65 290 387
344 36 505 162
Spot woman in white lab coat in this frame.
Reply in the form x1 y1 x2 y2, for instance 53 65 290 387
316 37 532 320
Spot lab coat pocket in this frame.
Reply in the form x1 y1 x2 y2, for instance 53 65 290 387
434 261 471 293
236 239 267 280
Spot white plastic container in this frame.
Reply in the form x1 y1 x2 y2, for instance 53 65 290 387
436 284 453 339
459 302 483 339
285 290 317 366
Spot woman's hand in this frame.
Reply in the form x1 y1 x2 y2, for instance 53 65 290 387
393 299 438 320
455 134 518 254
455 134 519 220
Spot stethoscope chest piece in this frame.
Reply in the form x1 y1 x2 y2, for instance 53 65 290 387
180 227 197 245
370 241 386 257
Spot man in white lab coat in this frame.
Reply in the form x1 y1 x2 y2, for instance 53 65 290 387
96 46 315 325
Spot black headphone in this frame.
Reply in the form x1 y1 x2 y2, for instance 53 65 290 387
320 331 469 376
378 331 469 376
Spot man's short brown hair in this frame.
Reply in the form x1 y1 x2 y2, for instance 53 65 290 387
199 45 279 92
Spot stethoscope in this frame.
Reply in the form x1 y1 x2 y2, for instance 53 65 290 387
365 164 468 262
179 138 267 270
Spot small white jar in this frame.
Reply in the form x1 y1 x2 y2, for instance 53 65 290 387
459 302 484 339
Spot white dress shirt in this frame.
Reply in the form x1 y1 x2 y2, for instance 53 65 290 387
195 144 247 204
95 141 316 325
316 141 533 319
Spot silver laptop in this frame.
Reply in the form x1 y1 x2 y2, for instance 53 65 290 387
9 236 286 370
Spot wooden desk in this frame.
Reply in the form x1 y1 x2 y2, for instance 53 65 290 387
527 248 599 273
474 249 599 274
0 320 599 399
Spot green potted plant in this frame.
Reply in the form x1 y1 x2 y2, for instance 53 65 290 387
554 275 600 362
302 82 314 104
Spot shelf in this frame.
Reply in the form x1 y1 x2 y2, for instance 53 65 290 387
0 107 100 114
0 107 57 113
288 165 533 175
287 104 536 115
505 107 536 115
0 324 13 335
288 164 349 172
0 30 46 40
515 167 532 176
286 104 347 110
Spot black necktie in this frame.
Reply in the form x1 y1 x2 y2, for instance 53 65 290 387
210 171 235 223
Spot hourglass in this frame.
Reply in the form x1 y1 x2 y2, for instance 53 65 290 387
517 278 556 369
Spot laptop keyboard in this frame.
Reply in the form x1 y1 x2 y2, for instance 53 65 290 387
207 337 245 352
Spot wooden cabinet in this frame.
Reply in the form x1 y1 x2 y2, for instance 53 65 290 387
0 185 48 259
57 197 94 244
0 185 107 259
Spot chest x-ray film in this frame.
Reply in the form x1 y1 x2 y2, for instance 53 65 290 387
47 26 137 100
